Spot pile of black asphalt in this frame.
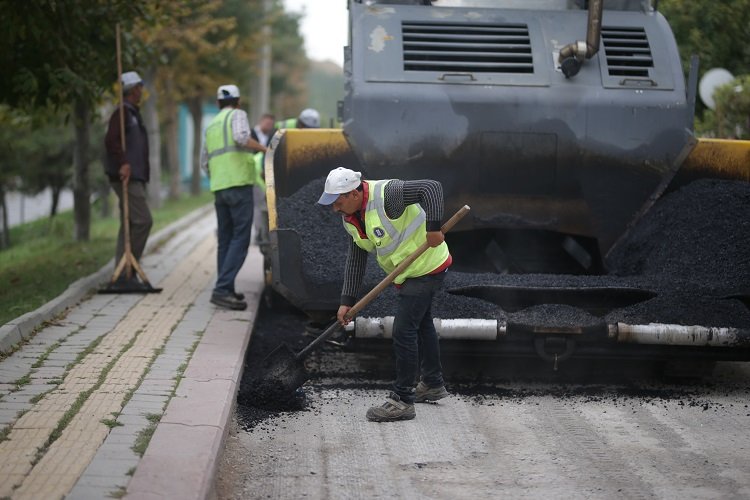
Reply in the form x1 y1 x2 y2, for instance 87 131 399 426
237 300 310 430
277 177 750 329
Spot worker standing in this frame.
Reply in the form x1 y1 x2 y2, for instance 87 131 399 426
276 108 320 129
104 71 153 285
251 113 277 146
200 84 266 310
317 167 452 422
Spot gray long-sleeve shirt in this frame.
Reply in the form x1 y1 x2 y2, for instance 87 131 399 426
340 179 445 306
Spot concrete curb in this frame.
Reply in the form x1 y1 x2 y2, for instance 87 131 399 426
125 248 264 500
0 204 214 354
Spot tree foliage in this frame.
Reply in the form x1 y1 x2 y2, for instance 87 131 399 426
130 0 307 196
0 0 151 241
0 0 310 238
660 0 750 137
0 0 149 110
660 0 750 77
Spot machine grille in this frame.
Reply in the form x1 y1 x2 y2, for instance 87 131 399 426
402 21 533 74
602 26 653 78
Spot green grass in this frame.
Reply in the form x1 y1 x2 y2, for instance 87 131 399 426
0 192 212 327
132 413 162 456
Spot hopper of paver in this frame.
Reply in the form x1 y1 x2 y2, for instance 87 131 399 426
258 0 750 365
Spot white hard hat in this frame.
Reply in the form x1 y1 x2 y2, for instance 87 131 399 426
318 167 362 205
121 71 143 91
217 84 240 100
298 108 320 128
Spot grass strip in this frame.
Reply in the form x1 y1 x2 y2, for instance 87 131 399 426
132 413 162 457
130 331 204 461
31 340 63 369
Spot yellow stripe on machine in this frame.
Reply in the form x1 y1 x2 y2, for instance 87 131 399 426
265 128 357 231
682 138 750 182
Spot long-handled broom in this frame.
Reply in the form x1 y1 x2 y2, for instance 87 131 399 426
100 24 161 294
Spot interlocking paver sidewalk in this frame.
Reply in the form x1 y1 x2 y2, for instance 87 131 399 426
0 206 264 499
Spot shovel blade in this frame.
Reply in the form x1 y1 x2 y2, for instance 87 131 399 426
260 343 309 396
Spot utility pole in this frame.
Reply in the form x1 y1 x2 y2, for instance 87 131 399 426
251 0 272 124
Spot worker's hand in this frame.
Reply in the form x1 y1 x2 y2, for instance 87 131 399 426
337 305 352 326
426 230 444 247
119 163 131 183
246 138 267 153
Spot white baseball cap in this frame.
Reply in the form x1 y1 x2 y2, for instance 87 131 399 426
318 167 362 205
121 71 143 91
298 108 320 128
217 84 240 100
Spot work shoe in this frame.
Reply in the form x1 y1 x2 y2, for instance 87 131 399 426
232 291 245 300
366 392 415 422
414 381 449 403
210 293 247 311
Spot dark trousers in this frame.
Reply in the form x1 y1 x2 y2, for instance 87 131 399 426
392 271 446 404
213 185 254 297
111 181 153 266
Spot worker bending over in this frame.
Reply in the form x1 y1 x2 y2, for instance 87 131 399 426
318 167 451 422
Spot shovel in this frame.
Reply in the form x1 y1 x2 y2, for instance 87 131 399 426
261 204 471 396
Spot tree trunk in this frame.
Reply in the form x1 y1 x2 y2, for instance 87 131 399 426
0 187 9 249
98 148 111 218
99 183 111 218
164 76 181 200
143 66 162 209
186 96 203 196
50 184 61 217
73 96 90 241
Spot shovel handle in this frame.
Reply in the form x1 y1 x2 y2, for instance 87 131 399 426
295 205 471 360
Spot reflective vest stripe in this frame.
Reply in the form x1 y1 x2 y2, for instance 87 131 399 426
342 180 449 283
207 110 244 159
370 184 425 256
205 108 254 192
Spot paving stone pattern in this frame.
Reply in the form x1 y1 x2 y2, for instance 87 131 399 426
0 211 220 499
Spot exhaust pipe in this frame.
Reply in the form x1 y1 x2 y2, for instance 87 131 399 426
611 323 750 347
350 316 505 340
351 317 750 347
558 0 604 78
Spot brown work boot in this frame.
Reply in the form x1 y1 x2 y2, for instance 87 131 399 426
414 381 449 403
366 392 416 422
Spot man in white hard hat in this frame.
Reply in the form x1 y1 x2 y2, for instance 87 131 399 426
297 108 320 128
318 167 452 422
104 70 153 283
275 108 321 130
200 84 267 310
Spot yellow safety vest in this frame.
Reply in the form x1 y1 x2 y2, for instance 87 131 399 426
205 107 255 192
275 118 297 129
342 180 449 284
253 151 266 190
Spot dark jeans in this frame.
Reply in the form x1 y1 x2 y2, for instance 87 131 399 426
213 185 254 297
111 180 153 266
392 271 446 404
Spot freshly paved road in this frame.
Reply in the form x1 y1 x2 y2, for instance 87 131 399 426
218 366 750 499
